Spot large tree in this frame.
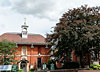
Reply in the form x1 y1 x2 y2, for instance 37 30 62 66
46 5 100 67
0 39 17 65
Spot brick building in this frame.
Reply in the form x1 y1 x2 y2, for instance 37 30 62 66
0 21 50 71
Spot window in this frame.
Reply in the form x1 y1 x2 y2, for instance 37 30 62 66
22 46 27 55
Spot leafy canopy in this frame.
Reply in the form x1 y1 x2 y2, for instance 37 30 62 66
46 5 100 62
0 39 17 65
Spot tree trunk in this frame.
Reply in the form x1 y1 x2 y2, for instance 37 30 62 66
80 53 85 68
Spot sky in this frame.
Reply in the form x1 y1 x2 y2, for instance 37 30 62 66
0 0 100 37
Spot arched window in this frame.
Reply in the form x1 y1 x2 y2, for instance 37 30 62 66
22 46 27 55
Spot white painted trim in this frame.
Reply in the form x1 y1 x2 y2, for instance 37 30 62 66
27 55 50 56
19 55 50 56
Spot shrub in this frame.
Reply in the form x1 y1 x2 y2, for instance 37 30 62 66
47 59 52 69
29 69 35 72
19 69 23 72
89 64 100 70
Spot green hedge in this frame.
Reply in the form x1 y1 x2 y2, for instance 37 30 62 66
89 64 100 70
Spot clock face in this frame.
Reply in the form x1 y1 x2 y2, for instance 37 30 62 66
22 28 27 35
23 31 27 35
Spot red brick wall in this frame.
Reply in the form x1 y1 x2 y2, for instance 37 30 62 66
14 44 50 68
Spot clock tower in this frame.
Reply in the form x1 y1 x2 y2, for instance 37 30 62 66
21 18 29 38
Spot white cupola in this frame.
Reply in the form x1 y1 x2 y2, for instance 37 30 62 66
21 18 29 38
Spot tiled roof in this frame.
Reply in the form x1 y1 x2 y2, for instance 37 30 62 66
0 33 46 44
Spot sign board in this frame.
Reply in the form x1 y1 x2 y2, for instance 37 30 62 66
50 63 55 70
42 63 47 70
12 64 17 71
0 65 12 71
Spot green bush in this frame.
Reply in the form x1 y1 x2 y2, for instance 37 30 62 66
28 69 34 72
47 59 52 69
47 59 52 65
89 64 100 70
19 69 23 72
28 71 33 72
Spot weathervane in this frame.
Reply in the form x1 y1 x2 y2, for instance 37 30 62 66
24 18 26 25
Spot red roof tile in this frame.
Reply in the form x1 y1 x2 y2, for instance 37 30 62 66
0 33 46 44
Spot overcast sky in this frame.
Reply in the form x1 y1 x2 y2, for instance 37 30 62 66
0 0 100 37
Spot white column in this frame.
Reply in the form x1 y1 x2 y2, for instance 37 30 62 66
27 63 29 72
18 62 21 69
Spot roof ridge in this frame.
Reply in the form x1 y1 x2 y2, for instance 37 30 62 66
4 32 20 34
4 32 41 35
28 33 41 35
0 32 46 44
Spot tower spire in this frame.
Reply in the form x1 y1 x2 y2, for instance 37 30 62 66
24 18 26 25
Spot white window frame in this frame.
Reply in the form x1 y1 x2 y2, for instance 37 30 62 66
21 46 27 55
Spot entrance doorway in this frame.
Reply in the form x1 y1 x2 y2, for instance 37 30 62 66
37 58 41 68
20 61 27 72
18 59 29 72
